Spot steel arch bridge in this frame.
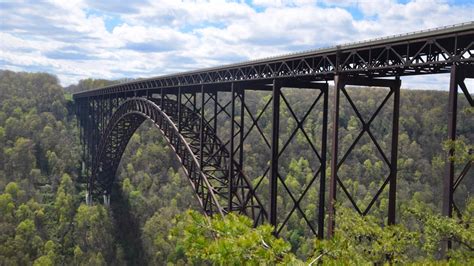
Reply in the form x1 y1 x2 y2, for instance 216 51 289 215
93 97 267 224
74 22 474 240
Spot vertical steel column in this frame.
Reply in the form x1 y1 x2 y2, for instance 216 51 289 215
92 98 97 163
102 96 106 133
78 100 84 178
328 75 343 238
443 64 458 251
101 96 104 136
99 95 105 134
87 97 93 205
239 90 245 168
200 85 205 168
178 87 182 132
270 79 281 231
84 99 89 175
214 91 218 137
193 92 197 113
106 96 109 128
318 84 329 238
443 65 458 219
388 77 401 225
114 93 118 113
229 83 236 211
238 89 246 205
160 88 164 109
98 96 102 136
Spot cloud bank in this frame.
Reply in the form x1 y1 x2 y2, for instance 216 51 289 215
0 0 473 89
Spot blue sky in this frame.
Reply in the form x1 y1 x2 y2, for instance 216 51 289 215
0 0 473 89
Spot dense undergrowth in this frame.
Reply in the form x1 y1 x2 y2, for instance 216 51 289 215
0 70 472 265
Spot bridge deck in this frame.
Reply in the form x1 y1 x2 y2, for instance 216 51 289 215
73 22 474 99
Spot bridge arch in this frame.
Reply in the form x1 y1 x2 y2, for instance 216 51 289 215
89 97 266 223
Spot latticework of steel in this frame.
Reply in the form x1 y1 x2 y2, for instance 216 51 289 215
74 23 473 248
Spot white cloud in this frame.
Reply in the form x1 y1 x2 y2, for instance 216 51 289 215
0 0 472 89
123 0 256 27
252 0 317 7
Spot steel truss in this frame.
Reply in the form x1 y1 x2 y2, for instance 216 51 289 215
74 23 473 247
76 79 330 236
234 81 329 237
74 72 473 244
88 95 269 223
74 23 473 99
327 76 401 237
270 81 328 237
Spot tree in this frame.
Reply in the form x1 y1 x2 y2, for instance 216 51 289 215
310 202 474 265
14 219 43 264
311 207 417 264
171 210 302 265
1 70 473 264
33 240 57 266
142 207 181 264
5 137 36 179
403 198 474 261
54 173 76 259
73 204 114 264
0 193 15 223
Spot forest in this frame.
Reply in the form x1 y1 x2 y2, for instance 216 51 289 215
0 69 472 265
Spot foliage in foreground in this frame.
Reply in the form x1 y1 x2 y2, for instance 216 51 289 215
312 201 473 265
172 201 473 265
1 71 472 265
171 210 302 265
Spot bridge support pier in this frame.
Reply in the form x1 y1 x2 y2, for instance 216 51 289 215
265 80 329 237
328 75 342 237
328 75 401 238
442 64 473 253
228 84 246 213
270 79 281 232
319 83 329 239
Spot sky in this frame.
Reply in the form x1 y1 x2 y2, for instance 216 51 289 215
0 0 473 90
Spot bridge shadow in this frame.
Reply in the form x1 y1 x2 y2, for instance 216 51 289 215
110 183 145 266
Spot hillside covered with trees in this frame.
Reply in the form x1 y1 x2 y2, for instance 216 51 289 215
0 70 472 265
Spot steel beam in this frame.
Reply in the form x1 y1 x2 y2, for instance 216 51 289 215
388 77 401 225
213 91 218 137
178 87 182 132
328 75 343 238
238 90 246 212
442 65 459 252
74 23 474 99
200 85 205 168
318 83 329 238
239 90 245 168
443 65 458 222
270 79 281 231
229 83 236 211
